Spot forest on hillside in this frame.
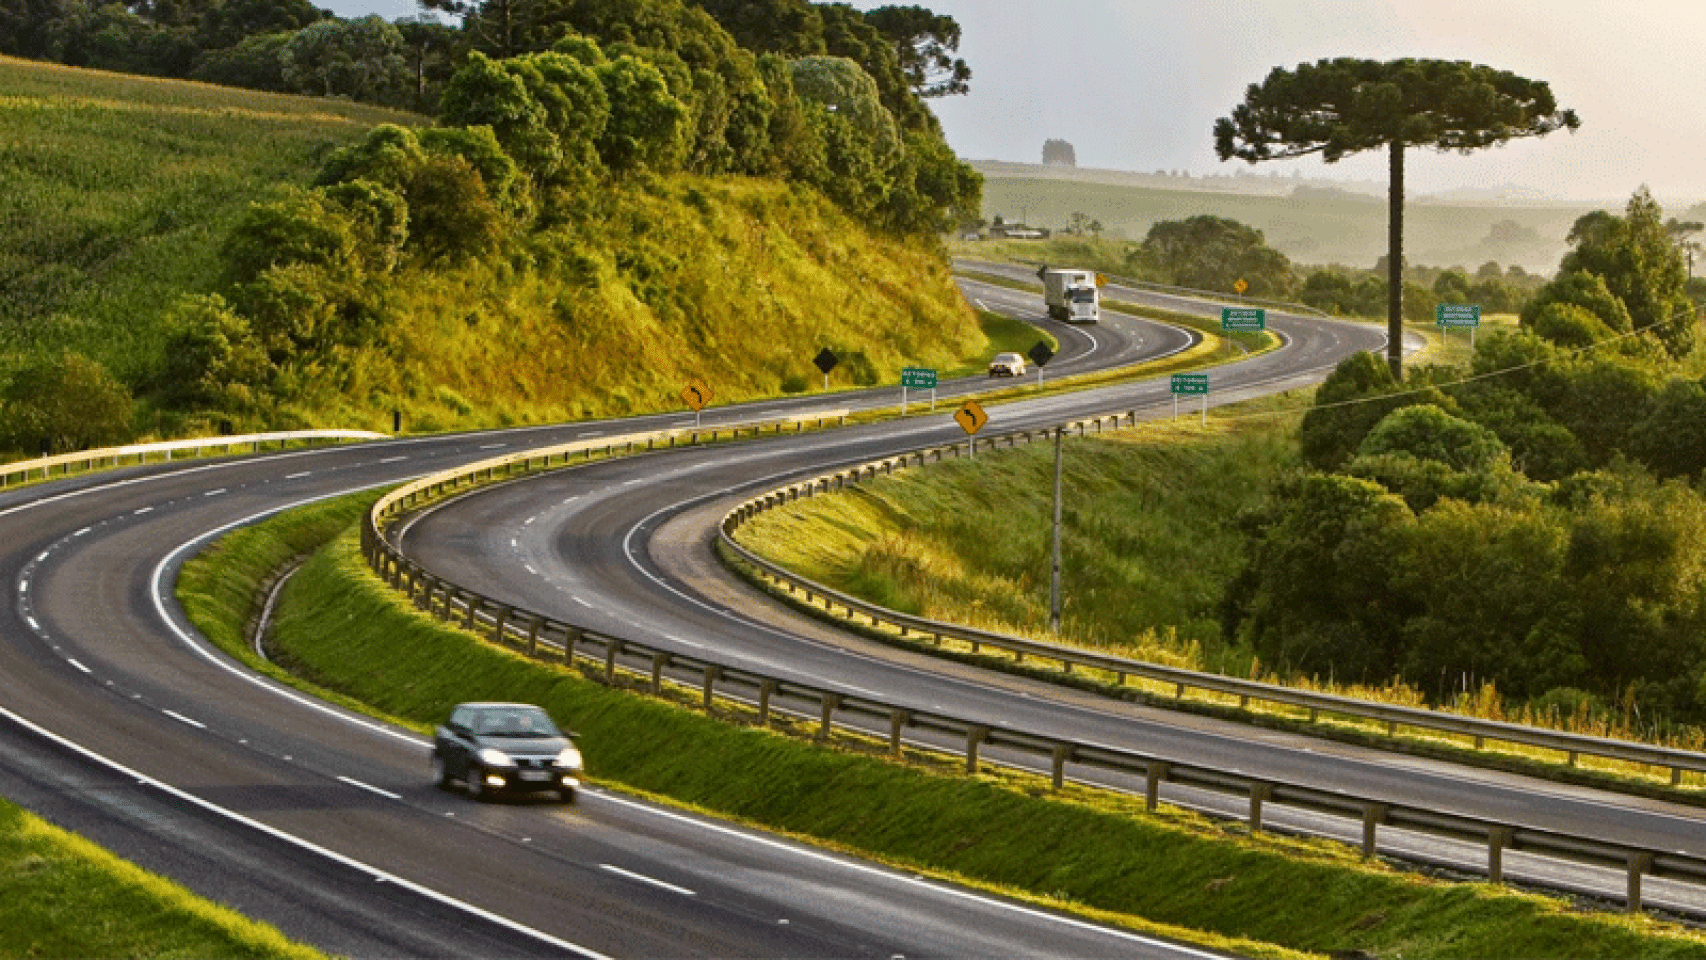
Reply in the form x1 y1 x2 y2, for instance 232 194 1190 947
0 0 985 447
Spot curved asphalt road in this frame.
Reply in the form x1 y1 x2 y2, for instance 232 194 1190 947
404 275 1706 915
0 278 1233 958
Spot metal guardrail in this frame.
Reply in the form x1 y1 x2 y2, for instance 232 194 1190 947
718 420 1706 790
360 409 1706 914
0 429 387 487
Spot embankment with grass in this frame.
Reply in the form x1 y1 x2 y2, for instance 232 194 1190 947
0 796 327 959
166 487 1706 959
2 56 987 439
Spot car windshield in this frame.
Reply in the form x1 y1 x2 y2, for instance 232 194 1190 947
472 707 560 738
995 354 1020 363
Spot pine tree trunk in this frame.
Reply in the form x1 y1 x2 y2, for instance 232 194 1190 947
1387 139 1404 381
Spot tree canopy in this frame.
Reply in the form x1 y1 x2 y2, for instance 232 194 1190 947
1215 58 1578 379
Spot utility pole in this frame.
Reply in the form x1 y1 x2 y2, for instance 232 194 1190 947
1050 427 1064 634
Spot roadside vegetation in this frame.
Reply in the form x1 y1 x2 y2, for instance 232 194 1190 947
0 795 326 959
164 493 1706 958
749 186 1706 770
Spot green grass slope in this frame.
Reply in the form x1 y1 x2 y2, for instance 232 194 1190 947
0 56 421 385
0 57 988 437
0 796 327 959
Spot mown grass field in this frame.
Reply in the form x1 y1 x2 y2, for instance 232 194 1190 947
974 163 1598 272
160 487 1706 959
0 796 326 959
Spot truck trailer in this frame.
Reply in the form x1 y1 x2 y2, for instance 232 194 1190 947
1039 267 1100 324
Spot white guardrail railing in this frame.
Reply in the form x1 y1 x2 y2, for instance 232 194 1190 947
361 405 1706 915
0 430 387 488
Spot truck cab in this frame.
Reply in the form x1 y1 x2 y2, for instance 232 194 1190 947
1040 267 1101 324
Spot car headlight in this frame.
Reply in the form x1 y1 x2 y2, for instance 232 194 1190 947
476 747 516 768
555 746 583 772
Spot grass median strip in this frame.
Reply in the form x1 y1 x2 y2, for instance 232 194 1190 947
166 492 1706 958
0 797 325 959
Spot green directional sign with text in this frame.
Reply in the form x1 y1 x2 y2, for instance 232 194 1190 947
1171 373 1209 395
1436 304 1482 327
1221 307 1266 331
901 367 937 389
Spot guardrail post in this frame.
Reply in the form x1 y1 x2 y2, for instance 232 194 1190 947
1050 744 1075 790
564 626 581 665
1674 766 1686 787
463 593 479 631
888 710 911 755
702 665 721 711
1360 803 1387 859
1487 827 1514 884
1248 783 1273 833
965 725 989 774
758 680 777 725
493 605 512 646
605 639 624 682
1628 852 1654 914
817 693 842 740
650 652 671 693
526 617 541 657
1145 761 1170 812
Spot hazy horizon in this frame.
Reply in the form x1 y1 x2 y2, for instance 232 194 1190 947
319 0 1706 207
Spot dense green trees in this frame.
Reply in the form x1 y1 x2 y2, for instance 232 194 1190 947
1229 187 1706 722
1134 215 1296 297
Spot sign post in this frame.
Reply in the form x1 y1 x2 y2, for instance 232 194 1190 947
681 378 712 428
954 399 988 459
1436 303 1482 348
900 367 937 414
1028 341 1055 388
1171 372 1209 426
813 348 838 391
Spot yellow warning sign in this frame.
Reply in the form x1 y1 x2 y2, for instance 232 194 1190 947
954 399 989 435
681 379 712 411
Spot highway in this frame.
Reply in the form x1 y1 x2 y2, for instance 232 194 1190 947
0 276 1244 958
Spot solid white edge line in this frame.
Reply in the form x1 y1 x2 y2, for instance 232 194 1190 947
337 775 403 800
0 703 608 960
599 863 696 897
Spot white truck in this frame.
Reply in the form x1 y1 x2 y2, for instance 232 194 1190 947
1039 267 1100 324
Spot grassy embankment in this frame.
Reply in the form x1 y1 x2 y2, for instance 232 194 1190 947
0 796 326 959
164 487 1706 959
1 56 991 437
728 378 1706 797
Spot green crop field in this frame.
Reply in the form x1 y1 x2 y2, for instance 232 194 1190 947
0 56 422 385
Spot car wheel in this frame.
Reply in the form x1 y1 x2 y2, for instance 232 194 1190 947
431 754 451 790
466 766 488 801
557 786 577 804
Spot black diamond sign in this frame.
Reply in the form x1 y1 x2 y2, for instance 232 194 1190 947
1028 341 1055 367
813 348 839 374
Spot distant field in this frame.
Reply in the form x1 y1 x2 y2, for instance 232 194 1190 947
974 161 1600 273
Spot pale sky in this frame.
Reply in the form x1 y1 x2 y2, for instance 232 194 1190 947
323 0 1706 204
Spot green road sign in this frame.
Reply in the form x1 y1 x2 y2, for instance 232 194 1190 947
1436 304 1482 327
1170 373 1209 395
1221 307 1266 331
901 367 937 389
